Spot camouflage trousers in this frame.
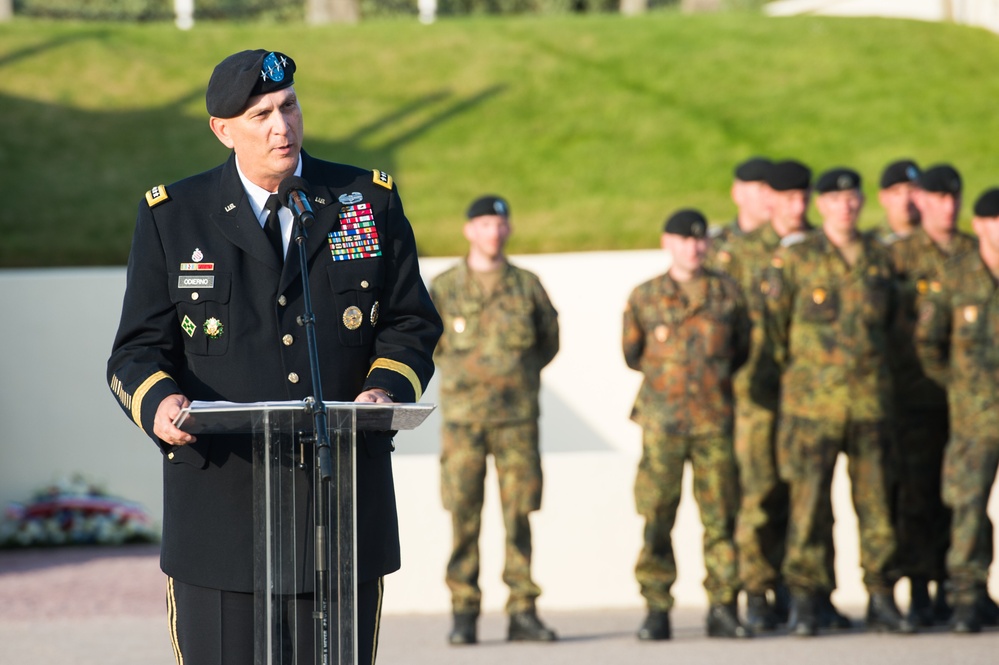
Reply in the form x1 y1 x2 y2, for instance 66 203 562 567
440 421 543 615
634 429 740 610
732 401 790 595
777 415 898 594
942 422 999 605
891 407 951 581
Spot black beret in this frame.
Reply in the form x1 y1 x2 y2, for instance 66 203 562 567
815 167 862 194
973 187 999 217
916 164 962 195
663 209 708 238
206 50 296 118
466 195 510 219
879 159 920 189
734 157 772 182
765 160 812 191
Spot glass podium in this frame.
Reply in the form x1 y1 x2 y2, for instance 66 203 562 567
175 400 434 665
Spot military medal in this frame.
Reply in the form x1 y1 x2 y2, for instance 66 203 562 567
812 288 827 304
370 301 380 327
964 306 979 323
654 324 669 343
343 306 363 330
453 316 466 333
203 317 224 339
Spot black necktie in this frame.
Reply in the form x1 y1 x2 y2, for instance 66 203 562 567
263 194 284 261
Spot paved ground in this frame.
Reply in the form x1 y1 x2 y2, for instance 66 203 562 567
2 545 999 665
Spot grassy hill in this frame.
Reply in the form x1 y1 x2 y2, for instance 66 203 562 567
1 13 998 266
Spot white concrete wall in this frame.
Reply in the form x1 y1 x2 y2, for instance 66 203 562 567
1 254 996 615
765 0 999 33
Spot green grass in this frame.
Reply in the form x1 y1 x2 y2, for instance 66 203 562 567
2 14 998 266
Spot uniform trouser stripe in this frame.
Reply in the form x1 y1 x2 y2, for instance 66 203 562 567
166 577 183 665
370 577 384 665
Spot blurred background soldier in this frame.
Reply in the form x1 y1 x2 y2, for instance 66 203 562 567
709 157 774 247
918 187 999 633
874 159 921 244
715 159 826 631
430 195 560 645
887 164 976 625
623 209 751 641
764 168 915 636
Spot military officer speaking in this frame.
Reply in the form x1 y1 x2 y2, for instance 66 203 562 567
430 195 560 646
763 167 915 636
107 49 443 665
624 209 752 641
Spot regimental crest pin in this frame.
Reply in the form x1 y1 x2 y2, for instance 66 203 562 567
203 317 224 339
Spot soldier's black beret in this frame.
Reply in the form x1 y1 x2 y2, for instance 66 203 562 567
734 157 772 182
663 209 708 238
466 195 510 219
879 159 920 189
815 167 862 194
206 50 296 118
973 187 999 217
916 164 962 195
765 160 812 191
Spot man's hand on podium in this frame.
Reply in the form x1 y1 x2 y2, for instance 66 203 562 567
155 393 196 446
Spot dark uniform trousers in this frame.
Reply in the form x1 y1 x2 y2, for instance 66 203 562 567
169 576 384 665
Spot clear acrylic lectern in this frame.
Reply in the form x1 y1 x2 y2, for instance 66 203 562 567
174 400 434 665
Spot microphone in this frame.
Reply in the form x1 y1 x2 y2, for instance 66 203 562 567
278 176 316 227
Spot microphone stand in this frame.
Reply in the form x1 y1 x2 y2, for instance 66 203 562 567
290 211 336 665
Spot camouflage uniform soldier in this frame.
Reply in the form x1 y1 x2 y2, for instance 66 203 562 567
919 187 999 633
888 164 977 624
871 159 921 244
714 159 848 631
430 195 560 645
706 157 773 264
624 209 752 641
763 168 916 636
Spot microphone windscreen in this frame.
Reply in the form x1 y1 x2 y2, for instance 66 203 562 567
278 176 311 208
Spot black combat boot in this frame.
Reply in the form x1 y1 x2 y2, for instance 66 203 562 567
706 603 753 638
817 592 852 629
932 581 952 624
907 577 935 627
507 609 557 642
790 592 818 637
637 609 671 641
951 602 982 634
976 586 999 627
773 582 792 624
866 592 917 634
448 612 478 645
745 593 778 632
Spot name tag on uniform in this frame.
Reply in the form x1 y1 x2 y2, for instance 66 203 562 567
178 276 215 288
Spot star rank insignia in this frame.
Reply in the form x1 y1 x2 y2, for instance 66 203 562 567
145 184 170 208
372 170 393 190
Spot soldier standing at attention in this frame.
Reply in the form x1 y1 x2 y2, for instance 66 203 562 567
887 164 977 625
764 168 916 636
711 157 774 244
430 195 560 646
874 159 921 244
921 187 999 633
624 209 752 641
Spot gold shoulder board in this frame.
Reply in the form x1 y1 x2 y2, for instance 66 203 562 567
145 184 170 208
372 170 393 190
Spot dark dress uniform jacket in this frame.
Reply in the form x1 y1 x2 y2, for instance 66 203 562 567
107 151 443 593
